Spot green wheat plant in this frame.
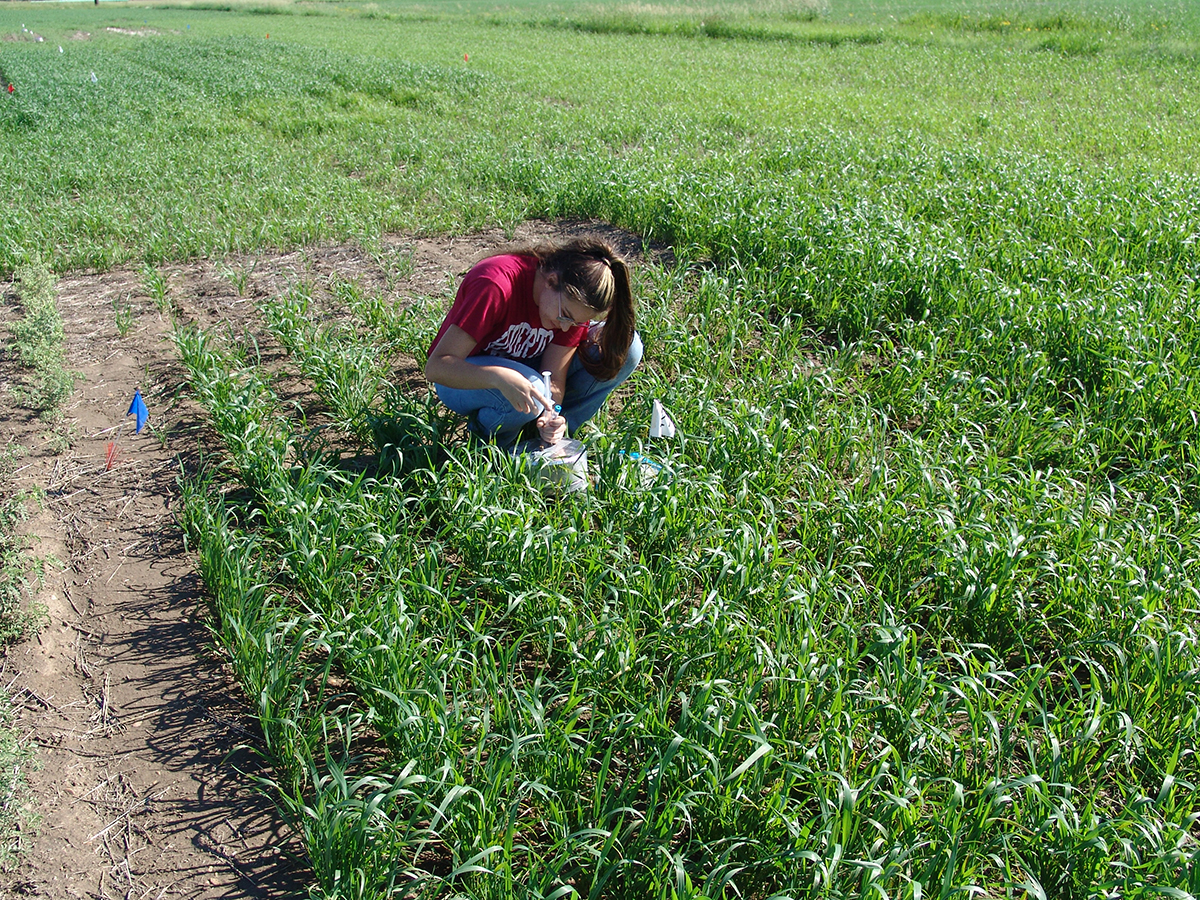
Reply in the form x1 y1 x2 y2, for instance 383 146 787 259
261 282 398 440
0 684 37 869
220 262 256 299
141 263 171 313
112 295 135 337
0 457 46 647
0 453 42 869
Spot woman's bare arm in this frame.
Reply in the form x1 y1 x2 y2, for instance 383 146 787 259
424 325 544 415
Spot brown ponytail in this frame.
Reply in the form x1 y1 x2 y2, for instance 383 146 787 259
524 236 636 381
584 254 635 381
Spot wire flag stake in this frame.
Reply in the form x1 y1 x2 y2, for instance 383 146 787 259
105 389 150 472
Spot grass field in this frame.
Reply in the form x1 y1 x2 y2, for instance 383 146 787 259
4 0 1200 897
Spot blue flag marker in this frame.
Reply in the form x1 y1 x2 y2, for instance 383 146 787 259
128 389 148 433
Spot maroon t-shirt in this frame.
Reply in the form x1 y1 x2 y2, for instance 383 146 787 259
429 254 586 363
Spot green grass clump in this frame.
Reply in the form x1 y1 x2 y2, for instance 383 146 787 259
0 264 63 873
5 261 75 419
0 685 37 870
0 450 42 871
0 490 43 647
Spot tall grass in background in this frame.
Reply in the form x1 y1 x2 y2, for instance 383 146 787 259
6 0 1200 895
2 0 1200 271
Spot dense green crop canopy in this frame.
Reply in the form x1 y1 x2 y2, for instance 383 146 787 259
5 0 1200 896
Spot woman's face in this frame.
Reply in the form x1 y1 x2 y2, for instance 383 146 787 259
536 271 598 332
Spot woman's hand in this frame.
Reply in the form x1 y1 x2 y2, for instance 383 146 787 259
536 410 567 445
492 368 545 416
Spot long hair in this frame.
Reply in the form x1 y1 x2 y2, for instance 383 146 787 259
520 237 636 381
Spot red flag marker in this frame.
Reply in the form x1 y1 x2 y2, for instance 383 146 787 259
464 53 469 62
6 85 13 94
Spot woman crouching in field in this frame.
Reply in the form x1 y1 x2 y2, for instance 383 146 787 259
424 237 641 448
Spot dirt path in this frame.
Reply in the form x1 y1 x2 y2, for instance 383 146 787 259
1 263 308 899
1 221 654 898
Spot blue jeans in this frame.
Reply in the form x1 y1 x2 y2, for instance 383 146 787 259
435 332 643 447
